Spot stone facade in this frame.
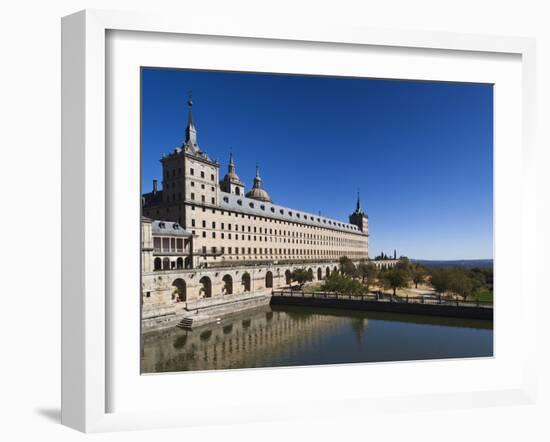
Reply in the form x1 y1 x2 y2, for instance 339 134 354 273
142 99 370 269
141 98 391 328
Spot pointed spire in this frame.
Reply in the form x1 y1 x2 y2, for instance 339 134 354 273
253 162 262 187
246 162 272 203
356 190 361 212
227 150 238 178
184 93 198 151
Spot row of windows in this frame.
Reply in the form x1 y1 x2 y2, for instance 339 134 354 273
189 219 363 241
165 167 215 182
187 205 364 237
191 230 365 248
199 246 368 256
221 196 358 230
190 193 216 204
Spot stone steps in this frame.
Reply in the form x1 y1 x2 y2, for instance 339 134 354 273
177 317 194 329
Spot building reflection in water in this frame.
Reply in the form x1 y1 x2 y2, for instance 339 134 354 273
142 306 352 373
141 305 493 374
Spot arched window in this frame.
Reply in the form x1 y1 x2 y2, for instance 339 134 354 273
162 257 170 270
222 275 233 295
176 257 183 269
154 258 162 271
199 276 212 298
242 273 251 292
317 268 322 280
235 187 240 195
172 278 187 302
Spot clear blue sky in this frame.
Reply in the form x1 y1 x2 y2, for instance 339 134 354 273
141 68 493 260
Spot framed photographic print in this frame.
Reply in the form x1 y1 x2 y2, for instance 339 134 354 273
61 9 537 432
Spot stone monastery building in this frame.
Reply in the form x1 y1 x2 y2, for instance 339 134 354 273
142 98 370 273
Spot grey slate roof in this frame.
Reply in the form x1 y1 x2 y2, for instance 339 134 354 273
218 191 364 235
151 220 192 237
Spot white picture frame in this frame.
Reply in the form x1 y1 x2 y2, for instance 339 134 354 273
61 9 537 433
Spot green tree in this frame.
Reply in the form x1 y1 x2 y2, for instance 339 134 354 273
448 268 474 300
339 256 356 277
429 268 451 295
411 264 427 288
380 268 410 296
291 268 313 288
357 260 378 290
322 273 364 295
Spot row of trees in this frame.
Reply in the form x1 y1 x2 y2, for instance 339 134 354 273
309 256 493 300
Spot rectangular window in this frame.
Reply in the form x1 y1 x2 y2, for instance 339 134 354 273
211 197 215 204
211 174 214 181
162 237 169 251
202 231 206 238
190 193 195 200
212 222 216 228
202 220 206 228
228 247 232 254
190 168 194 175
191 219 196 227
200 171 205 178
212 232 216 238
221 233 225 239
221 223 225 230
153 237 161 252
201 195 205 202
221 247 225 254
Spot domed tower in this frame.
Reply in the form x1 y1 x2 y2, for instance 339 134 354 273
220 152 245 196
245 163 272 203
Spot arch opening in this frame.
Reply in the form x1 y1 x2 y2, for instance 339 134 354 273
154 257 162 271
199 276 212 298
172 278 187 302
222 274 233 295
242 273 251 292
265 271 273 289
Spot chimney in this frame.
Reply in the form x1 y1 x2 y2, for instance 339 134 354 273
153 179 158 194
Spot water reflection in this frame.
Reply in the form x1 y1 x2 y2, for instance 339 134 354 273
141 305 493 373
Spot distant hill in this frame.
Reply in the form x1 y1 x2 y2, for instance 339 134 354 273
411 259 493 269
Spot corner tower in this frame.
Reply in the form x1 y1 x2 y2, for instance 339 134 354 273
349 191 369 234
145 97 220 227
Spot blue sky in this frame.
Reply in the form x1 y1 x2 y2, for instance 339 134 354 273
141 68 493 260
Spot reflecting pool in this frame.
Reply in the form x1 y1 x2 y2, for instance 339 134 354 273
141 305 493 373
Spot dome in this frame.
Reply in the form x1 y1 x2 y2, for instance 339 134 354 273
222 152 244 190
245 163 272 203
246 187 272 203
